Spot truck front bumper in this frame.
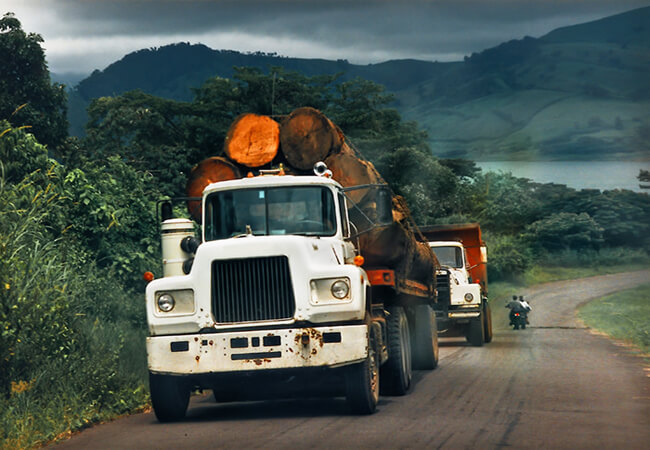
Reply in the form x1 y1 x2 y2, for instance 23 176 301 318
448 311 481 319
147 324 368 375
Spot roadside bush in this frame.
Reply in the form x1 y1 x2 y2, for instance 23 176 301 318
484 233 531 281
523 212 604 252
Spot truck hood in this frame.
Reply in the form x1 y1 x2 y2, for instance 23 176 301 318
146 234 366 335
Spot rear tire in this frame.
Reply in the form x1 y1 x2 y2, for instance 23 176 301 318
483 302 493 343
346 325 380 414
467 317 485 347
149 373 190 422
411 305 439 370
380 306 412 395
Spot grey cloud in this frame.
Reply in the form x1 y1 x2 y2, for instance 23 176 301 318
8 0 650 73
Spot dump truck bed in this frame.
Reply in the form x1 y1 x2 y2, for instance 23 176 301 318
418 223 487 293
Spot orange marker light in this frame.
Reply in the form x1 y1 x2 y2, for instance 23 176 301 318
353 255 365 266
143 271 155 282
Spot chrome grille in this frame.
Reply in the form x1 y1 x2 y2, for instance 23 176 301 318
435 269 451 304
211 256 295 323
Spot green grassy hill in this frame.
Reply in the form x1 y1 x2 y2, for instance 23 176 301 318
397 7 650 160
66 7 650 161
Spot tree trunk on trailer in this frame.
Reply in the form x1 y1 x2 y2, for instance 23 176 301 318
186 156 241 221
280 106 342 170
224 113 280 168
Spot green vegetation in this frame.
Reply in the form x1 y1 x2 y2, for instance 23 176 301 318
578 284 650 354
1 11 649 449
0 13 67 148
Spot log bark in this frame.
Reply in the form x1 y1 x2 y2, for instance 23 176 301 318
280 107 342 170
224 113 280 168
186 156 241 221
325 143 381 205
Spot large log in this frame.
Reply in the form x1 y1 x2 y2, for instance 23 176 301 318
328 151 437 286
325 143 381 204
280 107 342 170
186 156 241 221
224 113 280 168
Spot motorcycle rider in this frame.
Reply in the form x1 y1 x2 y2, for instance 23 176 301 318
506 295 531 326
519 295 532 324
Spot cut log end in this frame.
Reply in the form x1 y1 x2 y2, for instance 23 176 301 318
186 156 241 221
280 107 342 170
224 114 280 168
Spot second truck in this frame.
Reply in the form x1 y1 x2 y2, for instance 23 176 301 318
420 223 493 346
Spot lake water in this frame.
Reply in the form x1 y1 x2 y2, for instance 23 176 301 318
476 161 650 192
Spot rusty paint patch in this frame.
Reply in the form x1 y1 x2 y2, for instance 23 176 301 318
194 337 199 342
311 348 317 355
195 355 200 362
209 340 214 346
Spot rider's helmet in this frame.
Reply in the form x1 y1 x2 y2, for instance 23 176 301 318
513 295 518 300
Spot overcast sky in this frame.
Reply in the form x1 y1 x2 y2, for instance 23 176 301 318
4 0 649 74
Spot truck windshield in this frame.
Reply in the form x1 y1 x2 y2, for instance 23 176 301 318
204 186 337 240
430 246 463 268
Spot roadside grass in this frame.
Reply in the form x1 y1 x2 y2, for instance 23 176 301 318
521 263 650 286
577 283 650 355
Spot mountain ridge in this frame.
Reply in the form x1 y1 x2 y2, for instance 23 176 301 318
67 6 650 161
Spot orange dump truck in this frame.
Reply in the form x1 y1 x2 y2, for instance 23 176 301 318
419 223 492 346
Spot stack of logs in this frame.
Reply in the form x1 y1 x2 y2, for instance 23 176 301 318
186 107 438 287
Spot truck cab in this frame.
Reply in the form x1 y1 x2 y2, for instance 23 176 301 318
145 168 439 421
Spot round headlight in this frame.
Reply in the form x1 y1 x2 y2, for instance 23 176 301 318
464 293 474 302
158 293 175 312
331 280 350 299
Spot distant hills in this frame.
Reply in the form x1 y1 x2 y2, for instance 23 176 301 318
64 6 650 161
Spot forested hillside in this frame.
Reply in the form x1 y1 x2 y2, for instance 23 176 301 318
65 6 650 160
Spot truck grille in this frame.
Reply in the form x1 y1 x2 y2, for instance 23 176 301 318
435 269 451 304
211 256 295 323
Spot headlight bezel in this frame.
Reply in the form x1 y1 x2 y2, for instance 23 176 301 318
154 289 195 316
310 277 352 304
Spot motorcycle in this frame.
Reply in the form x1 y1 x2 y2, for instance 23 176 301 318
511 311 528 330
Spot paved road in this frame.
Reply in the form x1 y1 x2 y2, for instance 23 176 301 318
53 270 650 449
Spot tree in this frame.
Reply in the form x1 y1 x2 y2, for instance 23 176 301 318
83 68 435 199
0 13 67 148
523 212 604 251
639 169 650 189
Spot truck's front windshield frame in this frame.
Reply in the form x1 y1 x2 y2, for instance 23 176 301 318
204 186 337 240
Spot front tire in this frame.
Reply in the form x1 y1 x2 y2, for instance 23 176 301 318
380 306 412 395
483 302 493 343
411 305 439 370
149 373 190 422
346 325 380 414
467 317 485 346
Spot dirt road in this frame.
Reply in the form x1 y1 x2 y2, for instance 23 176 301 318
53 270 649 449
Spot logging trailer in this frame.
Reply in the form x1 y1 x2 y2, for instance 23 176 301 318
144 163 441 421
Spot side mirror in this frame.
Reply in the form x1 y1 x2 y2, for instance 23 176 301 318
161 201 173 222
376 187 393 225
